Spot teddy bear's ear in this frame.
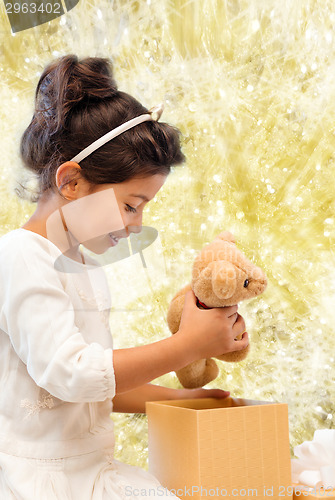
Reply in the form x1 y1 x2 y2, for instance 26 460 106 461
193 260 237 300
211 260 237 299
215 231 236 244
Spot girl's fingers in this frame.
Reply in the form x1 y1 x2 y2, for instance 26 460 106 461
203 388 230 399
234 331 249 350
224 305 238 317
233 313 245 331
230 312 238 325
187 388 230 399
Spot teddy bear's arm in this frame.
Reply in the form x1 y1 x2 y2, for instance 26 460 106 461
166 284 192 334
167 283 221 388
175 358 219 389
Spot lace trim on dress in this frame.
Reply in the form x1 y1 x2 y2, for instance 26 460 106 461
20 394 54 418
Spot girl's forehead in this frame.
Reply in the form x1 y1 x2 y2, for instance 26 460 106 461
95 174 167 200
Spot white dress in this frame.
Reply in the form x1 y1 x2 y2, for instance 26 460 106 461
0 228 178 500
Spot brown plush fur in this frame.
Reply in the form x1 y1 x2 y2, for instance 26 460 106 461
167 231 267 388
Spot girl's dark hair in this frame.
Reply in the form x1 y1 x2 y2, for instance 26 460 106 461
20 55 185 199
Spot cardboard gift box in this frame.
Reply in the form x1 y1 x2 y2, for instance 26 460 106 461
293 485 335 500
146 397 292 499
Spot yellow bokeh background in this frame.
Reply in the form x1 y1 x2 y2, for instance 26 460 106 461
1 0 335 469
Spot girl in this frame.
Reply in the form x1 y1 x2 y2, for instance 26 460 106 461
0 55 248 499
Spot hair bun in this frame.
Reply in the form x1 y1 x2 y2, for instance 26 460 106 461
35 54 118 135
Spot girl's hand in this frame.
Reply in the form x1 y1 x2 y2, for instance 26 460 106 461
176 290 249 361
113 291 247 394
112 385 230 413
177 387 230 400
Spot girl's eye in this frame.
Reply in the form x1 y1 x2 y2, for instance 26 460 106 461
125 204 137 213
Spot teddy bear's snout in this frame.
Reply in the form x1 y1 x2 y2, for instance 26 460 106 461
249 278 267 295
244 268 267 296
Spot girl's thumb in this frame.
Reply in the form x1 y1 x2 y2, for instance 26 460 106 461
185 290 196 306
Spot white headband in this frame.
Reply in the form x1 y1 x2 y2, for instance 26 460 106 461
71 103 164 164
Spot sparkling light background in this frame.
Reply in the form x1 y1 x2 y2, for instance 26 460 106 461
1 0 335 470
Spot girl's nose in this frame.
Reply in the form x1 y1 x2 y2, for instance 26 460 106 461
127 212 142 234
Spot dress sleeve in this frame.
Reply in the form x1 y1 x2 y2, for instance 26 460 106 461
0 236 115 403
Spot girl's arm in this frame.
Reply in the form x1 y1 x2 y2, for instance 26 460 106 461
112 383 230 413
113 291 248 394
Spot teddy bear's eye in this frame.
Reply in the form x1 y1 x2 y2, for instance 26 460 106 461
244 279 249 288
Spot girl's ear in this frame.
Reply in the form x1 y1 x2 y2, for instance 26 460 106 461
56 162 82 200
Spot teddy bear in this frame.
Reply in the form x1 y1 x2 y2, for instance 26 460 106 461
167 231 267 388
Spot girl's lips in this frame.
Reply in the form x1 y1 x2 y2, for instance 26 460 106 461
109 228 130 246
109 233 119 246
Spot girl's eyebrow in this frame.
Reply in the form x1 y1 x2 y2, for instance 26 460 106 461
129 194 150 202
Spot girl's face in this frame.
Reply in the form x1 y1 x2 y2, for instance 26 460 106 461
79 174 167 254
